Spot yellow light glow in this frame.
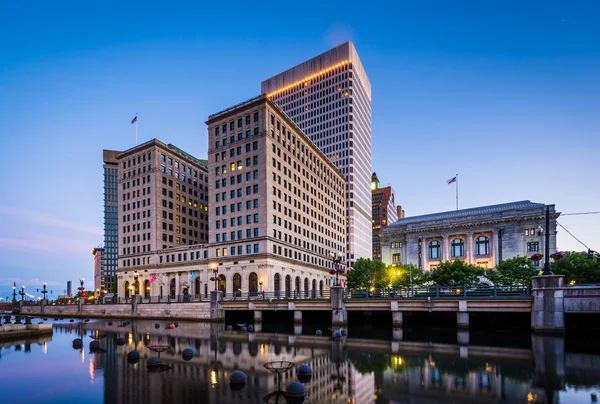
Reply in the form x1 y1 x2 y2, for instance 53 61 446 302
267 59 353 98
210 370 218 387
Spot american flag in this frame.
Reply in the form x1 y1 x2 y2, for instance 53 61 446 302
131 115 138 124
447 176 457 185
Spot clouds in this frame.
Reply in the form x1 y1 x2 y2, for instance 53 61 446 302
0 206 102 236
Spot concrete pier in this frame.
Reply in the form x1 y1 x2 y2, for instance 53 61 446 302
457 312 469 329
210 291 224 322
531 275 565 333
392 311 403 327
331 287 347 327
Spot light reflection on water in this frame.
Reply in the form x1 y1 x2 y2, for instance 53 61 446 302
0 318 599 403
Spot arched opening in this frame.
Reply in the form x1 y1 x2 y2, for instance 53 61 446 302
451 238 465 258
295 276 301 297
285 275 291 298
312 279 317 298
249 272 258 296
124 281 130 299
144 280 150 299
233 273 242 297
429 241 441 259
170 278 176 298
304 278 309 298
218 275 227 296
319 280 324 297
195 277 201 298
476 236 490 256
134 280 140 295
274 273 281 298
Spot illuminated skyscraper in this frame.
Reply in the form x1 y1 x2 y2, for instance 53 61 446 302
262 41 372 266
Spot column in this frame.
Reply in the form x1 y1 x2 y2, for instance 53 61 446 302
421 237 427 271
443 236 450 261
392 311 403 327
492 230 499 267
531 275 565 333
467 233 474 265
210 290 224 322
293 310 302 324
457 301 469 329
330 286 347 328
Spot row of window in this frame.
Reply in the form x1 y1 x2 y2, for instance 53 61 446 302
427 237 490 259
216 244 259 257
215 228 259 242
214 112 260 137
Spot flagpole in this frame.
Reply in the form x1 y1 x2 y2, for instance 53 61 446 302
456 173 459 210
135 113 138 146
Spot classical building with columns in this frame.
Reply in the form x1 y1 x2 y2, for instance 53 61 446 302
381 201 559 271
118 95 346 299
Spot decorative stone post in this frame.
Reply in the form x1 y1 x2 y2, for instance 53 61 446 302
330 286 347 328
531 275 565 333
210 290 224 322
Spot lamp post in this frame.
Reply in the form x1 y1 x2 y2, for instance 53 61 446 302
12 283 17 303
133 271 139 296
330 252 344 287
19 286 26 301
542 206 553 276
210 264 219 292
41 282 48 301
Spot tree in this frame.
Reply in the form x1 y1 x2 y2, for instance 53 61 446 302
346 258 387 289
430 260 484 286
487 256 540 286
551 252 600 284
388 264 430 288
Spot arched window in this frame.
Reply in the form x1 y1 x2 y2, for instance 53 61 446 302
295 277 301 296
476 236 490 256
218 275 226 295
312 279 317 298
144 280 150 298
319 280 324 297
124 281 130 298
429 241 441 259
285 275 291 297
170 278 176 297
304 278 309 298
451 239 465 258
249 272 258 295
194 277 201 297
274 273 281 297
233 273 242 297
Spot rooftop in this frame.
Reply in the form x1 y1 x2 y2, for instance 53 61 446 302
388 200 549 227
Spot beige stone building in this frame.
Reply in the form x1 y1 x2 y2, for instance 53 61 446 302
116 139 209 295
91 247 104 293
118 96 346 299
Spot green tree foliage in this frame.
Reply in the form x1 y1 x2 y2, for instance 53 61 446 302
346 258 388 289
487 256 540 286
346 351 390 374
388 264 430 288
551 252 600 284
430 260 484 286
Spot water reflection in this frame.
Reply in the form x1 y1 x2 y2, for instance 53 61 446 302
0 319 599 403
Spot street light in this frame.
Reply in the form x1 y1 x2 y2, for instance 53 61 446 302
210 264 219 292
19 286 26 301
259 278 263 292
329 252 345 287
41 282 48 301
12 283 17 303
542 206 553 276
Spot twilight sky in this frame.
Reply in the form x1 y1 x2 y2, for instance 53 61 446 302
0 1 598 298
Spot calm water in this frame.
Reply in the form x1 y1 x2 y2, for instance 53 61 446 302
0 318 599 404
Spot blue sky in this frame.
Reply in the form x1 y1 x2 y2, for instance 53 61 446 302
0 1 598 298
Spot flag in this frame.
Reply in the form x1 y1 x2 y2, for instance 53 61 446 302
190 272 197 282
131 115 138 124
447 176 457 185
149 274 157 284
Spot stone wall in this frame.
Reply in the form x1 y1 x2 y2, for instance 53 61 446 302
20 302 211 321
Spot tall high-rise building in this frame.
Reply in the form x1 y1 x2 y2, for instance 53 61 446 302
261 41 372 267
103 150 120 293
66 280 72 297
116 139 209 272
371 172 402 261
92 247 105 293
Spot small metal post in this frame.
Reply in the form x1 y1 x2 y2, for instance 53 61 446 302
436 285 440 298
463 284 467 297
493 284 497 297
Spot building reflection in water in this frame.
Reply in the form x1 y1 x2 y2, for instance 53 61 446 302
38 320 600 404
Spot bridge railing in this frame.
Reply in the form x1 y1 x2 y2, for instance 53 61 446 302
345 285 531 300
221 290 331 302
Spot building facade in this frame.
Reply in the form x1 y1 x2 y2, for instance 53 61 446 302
116 139 209 274
261 41 372 268
102 150 120 293
92 247 105 293
371 172 402 261
117 95 346 299
381 201 559 271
